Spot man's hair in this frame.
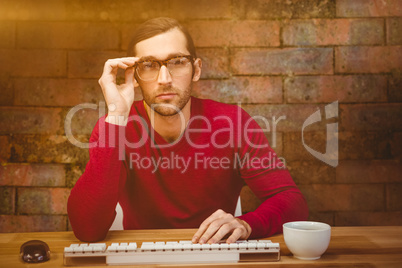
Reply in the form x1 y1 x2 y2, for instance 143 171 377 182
127 17 196 58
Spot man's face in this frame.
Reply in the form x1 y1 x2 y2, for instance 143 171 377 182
134 28 201 116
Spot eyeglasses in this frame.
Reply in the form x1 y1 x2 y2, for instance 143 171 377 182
135 55 193 82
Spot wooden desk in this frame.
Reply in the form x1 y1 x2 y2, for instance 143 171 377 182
0 226 401 267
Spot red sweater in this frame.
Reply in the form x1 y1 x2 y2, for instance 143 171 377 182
68 97 308 242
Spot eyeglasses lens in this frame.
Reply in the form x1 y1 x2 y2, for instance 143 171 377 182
137 56 191 81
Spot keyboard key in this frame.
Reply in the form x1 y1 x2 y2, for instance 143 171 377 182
210 243 220 250
64 247 74 253
192 244 202 250
89 243 106 251
201 244 211 250
238 243 248 249
117 245 127 252
219 243 229 250
127 243 137 251
73 247 84 253
183 244 192 250
107 246 118 252
173 243 183 251
247 242 257 249
229 243 239 250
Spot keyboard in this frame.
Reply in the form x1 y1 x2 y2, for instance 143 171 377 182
64 240 280 265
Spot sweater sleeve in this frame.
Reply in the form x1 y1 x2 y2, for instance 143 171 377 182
236 111 309 238
67 116 128 242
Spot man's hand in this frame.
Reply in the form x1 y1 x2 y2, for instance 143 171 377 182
192 209 252 244
98 57 139 126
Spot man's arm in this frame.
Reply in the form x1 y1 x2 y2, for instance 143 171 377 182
67 57 138 242
192 108 308 243
67 119 127 242
238 169 308 238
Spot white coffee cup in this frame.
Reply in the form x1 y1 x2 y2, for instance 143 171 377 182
283 221 331 260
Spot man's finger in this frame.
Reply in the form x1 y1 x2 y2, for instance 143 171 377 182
205 222 234 244
192 210 225 243
124 67 135 86
198 219 228 244
192 218 214 243
103 57 138 75
225 227 244 244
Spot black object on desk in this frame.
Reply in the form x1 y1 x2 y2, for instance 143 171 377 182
20 240 51 263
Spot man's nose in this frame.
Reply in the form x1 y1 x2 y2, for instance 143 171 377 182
157 65 172 84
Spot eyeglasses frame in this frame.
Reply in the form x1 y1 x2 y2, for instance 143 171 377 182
134 55 194 82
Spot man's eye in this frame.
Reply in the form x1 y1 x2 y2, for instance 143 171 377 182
170 57 189 66
141 62 158 69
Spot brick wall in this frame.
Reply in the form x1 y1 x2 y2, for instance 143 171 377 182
0 0 401 232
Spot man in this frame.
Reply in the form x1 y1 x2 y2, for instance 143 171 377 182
68 17 308 243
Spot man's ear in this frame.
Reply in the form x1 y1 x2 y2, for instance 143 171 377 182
192 58 202 82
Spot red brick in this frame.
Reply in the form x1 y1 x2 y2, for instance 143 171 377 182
17 187 70 214
68 50 125 78
231 48 333 75
233 0 335 19
0 21 15 48
387 18 402 45
170 0 231 19
336 160 402 184
287 160 336 185
0 49 66 77
387 183 402 210
193 76 282 104
339 131 392 160
0 107 63 135
285 75 387 103
0 187 15 214
14 78 104 106
0 0 67 20
283 131 334 162
307 212 334 226
283 19 384 46
185 21 231 47
267 132 283 156
337 0 402 17
17 22 119 49
335 211 402 226
340 103 402 131
391 132 402 159
0 164 66 186
231 20 280 47
299 184 384 212
10 134 89 164
63 105 104 136
65 0 169 21
197 48 230 79
284 130 394 162
0 215 67 232
186 20 280 47
389 69 402 102
0 75 13 106
65 165 85 188
243 104 329 132
335 46 402 73
0 136 11 163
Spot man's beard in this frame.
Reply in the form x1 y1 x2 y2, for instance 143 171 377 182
142 85 192 117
